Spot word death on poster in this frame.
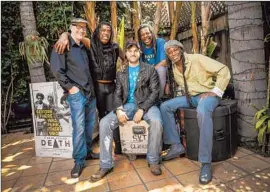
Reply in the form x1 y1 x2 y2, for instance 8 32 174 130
30 82 73 158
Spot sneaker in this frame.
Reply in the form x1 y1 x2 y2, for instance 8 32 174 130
199 163 212 184
71 164 84 178
91 167 114 182
86 151 100 160
149 164 162 176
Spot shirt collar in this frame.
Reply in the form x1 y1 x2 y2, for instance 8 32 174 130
69 36 84 48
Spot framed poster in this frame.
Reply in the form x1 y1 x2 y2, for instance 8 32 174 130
30 82 73 158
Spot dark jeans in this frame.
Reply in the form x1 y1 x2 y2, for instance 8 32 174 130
94 82 121 149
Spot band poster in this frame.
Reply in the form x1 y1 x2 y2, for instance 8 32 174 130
30 82 73 158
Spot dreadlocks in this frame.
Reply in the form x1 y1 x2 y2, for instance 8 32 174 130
137 24 157 62
90 22 116 71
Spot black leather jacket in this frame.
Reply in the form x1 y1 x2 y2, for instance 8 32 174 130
89 43 119 81
114 62 160 113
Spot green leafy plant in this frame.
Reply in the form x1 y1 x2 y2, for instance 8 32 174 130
206 37 217 57
252 105 270 144
19 33 49 65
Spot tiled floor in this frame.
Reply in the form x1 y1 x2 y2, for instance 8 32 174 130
1 132 270 192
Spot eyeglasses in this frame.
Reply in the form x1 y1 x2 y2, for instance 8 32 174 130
72 24 87 31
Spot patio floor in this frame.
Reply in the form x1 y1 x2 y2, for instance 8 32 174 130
1 132 270 192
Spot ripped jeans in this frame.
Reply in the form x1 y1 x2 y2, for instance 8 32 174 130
99 103 163 169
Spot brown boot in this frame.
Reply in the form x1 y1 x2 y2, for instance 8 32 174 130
91 167 113 182
149 164 162 176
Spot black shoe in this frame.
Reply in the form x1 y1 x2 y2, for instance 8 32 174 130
71 164 84 178
199 163 212 185
86 151 100 160
162 144 185 161
91 167 114 182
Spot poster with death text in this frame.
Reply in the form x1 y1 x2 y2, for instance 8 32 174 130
30 82 73 158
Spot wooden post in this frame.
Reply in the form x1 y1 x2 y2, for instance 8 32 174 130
110 1 118 42
153 2 163 36
84 2 97 34
170 2 182 40
132 1 141 41
201 1 212 55
168 1 175 26
191 2 199 53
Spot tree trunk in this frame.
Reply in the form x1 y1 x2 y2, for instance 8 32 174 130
228 2 267 142
84 2 97 34
20 1 46 83
132 2 141 41
153 2 163 36
110 1 118 42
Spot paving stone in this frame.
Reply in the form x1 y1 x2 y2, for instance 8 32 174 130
146 177 184 191
45 169 78 186
113 184 147 192
2 166 23 181
1 179 17 192
49 159 74 172
28 156 52 165
137 165 172 183
75 179 110 192
252 154 270 164
226 175 269 192
12 174 47 192
113 159 134 173
131 158 148 169
163 158 199 176
177 170 221 189
229 155 270 173
107 170 142 191
21 162 50 177
213 161 247 182
40 184 76 192
254 168 270 186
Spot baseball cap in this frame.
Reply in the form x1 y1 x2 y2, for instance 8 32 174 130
125 40 140 50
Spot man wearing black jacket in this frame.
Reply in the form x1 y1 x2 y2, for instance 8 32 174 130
50 18 97 178
91 40 163 181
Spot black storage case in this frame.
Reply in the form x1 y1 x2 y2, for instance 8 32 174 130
183 100 238 162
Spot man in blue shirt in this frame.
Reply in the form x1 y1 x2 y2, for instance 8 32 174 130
138 24 167 98
91 40 163 181
50 18 97 178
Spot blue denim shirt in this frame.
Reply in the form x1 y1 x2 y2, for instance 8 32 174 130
50 37 95 97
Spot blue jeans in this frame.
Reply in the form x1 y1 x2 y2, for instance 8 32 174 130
99 103 163 169
160 95 220 163
156 66 167 98
67 91 96 165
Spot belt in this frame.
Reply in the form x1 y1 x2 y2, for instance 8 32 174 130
97 80 113 84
